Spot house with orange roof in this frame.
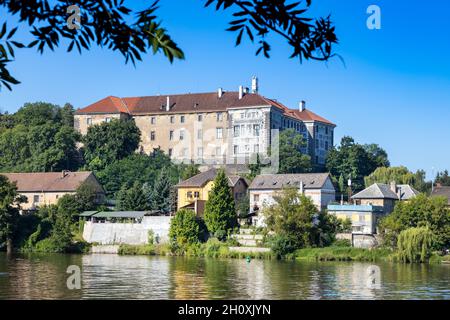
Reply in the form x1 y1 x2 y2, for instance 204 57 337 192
74 77 336 168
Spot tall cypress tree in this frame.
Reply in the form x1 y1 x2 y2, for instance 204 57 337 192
204 169 237 240
151 168 172 213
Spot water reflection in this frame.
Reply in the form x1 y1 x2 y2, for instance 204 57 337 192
0 253 448 300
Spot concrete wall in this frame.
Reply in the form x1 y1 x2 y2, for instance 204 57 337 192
352 234 379 249
83 216 172 245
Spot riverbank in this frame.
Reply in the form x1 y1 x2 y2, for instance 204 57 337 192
115 242 447 264
117 239 275 259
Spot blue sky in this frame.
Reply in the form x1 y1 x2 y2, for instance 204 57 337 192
1 0 449 180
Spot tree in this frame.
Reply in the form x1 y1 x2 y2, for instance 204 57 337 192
278 128 312 174
0 175 25 252
181 164 200 181
379 194 449 250
236 193 250 218
97 152 181 197
82 119 141 170
0 102 81 172
204 169 237 239
363 143 390 168
435 170 450 186
397 226 434 263
169 209 201 253
326 136 379 191
116 182 149 211
263 188 319 256
364 166 431 193
0 0 337 90
151 168 172 213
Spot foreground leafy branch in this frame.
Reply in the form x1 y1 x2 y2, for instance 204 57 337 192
0 0 338 91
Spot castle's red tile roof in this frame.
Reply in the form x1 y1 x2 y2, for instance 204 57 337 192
77 96 129 114
266 98 335 126
75 92 334 125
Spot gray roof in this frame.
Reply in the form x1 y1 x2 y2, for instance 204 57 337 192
352 183 398 200
176 168 246 188
352 183 419 200
397 184 420 200
93 211 152 218
249 173 331 190
79 211 99 217
431 186 450 205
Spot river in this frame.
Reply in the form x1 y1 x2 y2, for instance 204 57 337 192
0 253 448 299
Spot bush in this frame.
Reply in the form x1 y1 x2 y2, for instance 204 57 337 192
118 244 155 255
169 209 201 253
332 239 352 247
268 234 300 258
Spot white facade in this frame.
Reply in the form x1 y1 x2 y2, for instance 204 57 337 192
249 177 335 212
228 106 271 158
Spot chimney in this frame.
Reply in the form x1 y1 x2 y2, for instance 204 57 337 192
299 180 304 195
239 85 244 99
218 87 223 98
300 100 306 112
166 96 170 112
390 181 397 194
251 76 258 93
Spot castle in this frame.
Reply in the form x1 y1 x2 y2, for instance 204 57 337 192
74 77 335 168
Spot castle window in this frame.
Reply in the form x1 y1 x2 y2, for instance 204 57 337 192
180 130 185 140
197 114 203 122
216 127 223 139
87 118 92 125
151 117 156 124
169 130 174 140
150 131 156 141
170 116 175 124
180 115 185 123
217 112 223 121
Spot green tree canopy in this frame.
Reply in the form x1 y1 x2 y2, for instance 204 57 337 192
397 226 434 263
116 182 149 211
0 102 81 172
363 143 390 168
278 128 312 174
435 170 450 186
169 209 202 253
380 194 450 250
204 169 237 239
96 151 181 197
364 166 431 193
0 175 25 252
0 0 337 90
326 136 383 191
82 119 141 170
263 188 319 251
150 168 172 213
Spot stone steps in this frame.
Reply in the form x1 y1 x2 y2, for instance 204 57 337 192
228 246 271 253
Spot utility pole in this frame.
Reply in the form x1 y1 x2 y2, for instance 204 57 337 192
347 176 352 204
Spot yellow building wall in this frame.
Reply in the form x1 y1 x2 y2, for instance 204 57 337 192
177 181 215 209
20 191 76 210
177 180 247 211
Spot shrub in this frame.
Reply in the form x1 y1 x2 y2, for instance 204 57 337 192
268 234 300 258
169 209 201 253
333 239 352 247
